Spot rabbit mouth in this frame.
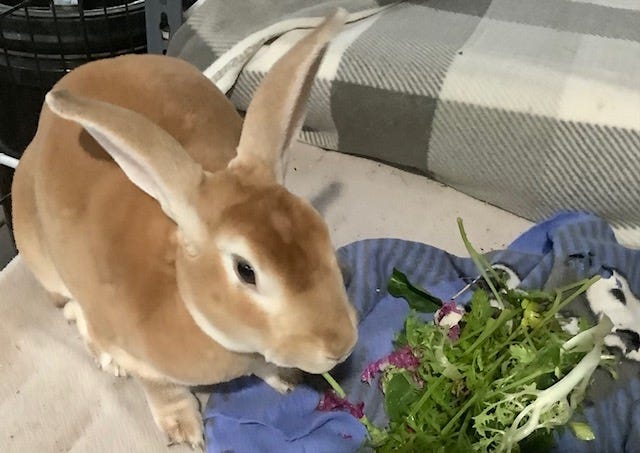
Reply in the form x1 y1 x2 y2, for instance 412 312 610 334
262 349 347 375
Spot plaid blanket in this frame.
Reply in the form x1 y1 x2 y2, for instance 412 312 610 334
168 0 640 246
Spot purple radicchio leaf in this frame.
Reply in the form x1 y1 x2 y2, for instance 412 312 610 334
361 345 420 384
447 324 461 341
317 390 365 419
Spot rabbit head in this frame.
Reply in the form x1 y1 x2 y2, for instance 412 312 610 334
44 9 358 375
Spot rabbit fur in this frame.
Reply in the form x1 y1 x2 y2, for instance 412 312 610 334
11 9 357 448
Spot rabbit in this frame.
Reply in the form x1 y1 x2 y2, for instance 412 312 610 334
11 9 357 449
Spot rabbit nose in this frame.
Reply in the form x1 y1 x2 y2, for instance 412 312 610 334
325 326 358 361
325 342 356 361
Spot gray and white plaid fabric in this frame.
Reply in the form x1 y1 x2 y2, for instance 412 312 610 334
169 0 640 246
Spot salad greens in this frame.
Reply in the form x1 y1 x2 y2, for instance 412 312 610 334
387 268 442 313
321 218 615 452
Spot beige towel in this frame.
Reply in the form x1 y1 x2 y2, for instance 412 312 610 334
0 257 191 453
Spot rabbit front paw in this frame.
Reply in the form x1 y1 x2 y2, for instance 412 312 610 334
96 352 128 378
140 379 204 450
161 408 204 450
255 363 302 394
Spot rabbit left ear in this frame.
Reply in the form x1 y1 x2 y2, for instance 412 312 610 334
228 9 346 184
46 89 207 247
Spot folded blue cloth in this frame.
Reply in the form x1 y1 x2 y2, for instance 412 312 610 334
205 212 640 452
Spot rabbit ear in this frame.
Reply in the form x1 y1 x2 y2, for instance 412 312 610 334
229 8 347 184
46 89 207 248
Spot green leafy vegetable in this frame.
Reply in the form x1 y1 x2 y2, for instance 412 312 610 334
366 219 614 452
387 268 442 312
320 219 615 452
384 372 420 421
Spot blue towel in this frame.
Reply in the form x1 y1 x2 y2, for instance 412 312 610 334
204 212 640 452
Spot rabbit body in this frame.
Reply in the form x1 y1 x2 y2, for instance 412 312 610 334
11 10 356 448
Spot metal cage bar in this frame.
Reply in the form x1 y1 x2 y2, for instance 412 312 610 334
77 0 93 59
23 3 44 87
49 0 69 73
144 0 183 55
101 0 115 57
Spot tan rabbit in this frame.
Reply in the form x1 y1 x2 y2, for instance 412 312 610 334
11 9 357 449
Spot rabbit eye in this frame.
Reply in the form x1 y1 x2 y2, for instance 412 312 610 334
234 257 256 286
